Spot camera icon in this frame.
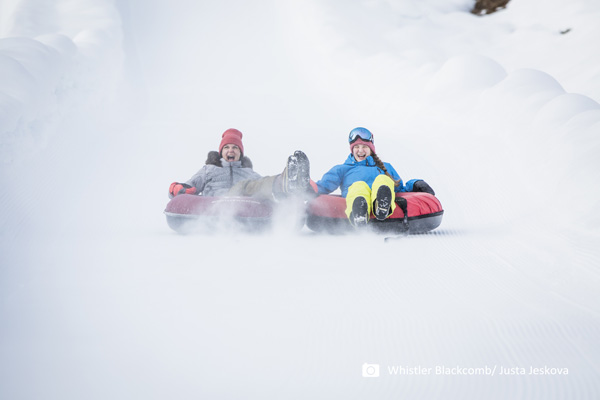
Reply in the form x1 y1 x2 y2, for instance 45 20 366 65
362 363 380 378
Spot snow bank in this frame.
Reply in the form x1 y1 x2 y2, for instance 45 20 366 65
412 55 600 230
0 0 125 164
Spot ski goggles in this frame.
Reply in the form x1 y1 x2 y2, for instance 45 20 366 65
348 127 374 144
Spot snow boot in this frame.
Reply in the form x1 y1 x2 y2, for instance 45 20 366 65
373 185 392 221
350 196 369 227
282 150 311 196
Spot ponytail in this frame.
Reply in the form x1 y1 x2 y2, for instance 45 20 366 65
371 153 402 187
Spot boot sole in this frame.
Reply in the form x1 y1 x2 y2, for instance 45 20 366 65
285 151 310 193
374 185 392 221
350 196 369 227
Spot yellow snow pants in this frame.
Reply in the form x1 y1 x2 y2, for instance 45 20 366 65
345 174 396 219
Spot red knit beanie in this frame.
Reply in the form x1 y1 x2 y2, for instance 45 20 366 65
219 128 244 156
350 137 376 155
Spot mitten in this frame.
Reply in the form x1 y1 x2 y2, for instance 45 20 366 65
169 182 196 198
412 180 435 195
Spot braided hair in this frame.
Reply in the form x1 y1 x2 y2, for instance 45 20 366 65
371 152 402 187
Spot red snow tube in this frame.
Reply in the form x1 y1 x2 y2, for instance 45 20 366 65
306 192 443 234
164 194 274 233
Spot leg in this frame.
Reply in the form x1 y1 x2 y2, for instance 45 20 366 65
228 176 279 199
345 181 372 226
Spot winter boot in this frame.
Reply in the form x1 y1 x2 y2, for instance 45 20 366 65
350 196 369 227
373 184 392 221
282 150 311 196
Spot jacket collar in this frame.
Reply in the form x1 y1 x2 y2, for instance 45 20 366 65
344 154 376 166
220 158 243 168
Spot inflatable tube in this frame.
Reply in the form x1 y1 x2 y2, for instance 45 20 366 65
306 192 443 234
164 194 274 233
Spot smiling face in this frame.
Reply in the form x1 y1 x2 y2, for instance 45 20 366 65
352 144 372 162
221 144 241 162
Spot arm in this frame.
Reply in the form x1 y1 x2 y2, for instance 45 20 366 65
386 164 408 193
315 165 343 195
386 163 434 194
168 166 209 198
411 180 435 195
187 165 213 193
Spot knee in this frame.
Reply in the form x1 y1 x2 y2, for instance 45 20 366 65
372 174 395 187
347 181 371 198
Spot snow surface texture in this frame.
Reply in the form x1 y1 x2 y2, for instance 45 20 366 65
1 0 600 399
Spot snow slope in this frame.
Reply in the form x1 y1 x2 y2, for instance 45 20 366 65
1 0 600 399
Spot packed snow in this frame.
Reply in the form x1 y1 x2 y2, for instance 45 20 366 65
1 0 600 399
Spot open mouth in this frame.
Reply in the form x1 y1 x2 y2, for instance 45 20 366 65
226 155 235 161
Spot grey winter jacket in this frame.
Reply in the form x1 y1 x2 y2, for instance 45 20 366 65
185 155 262 197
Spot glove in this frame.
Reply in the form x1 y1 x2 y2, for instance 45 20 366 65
412 180 435 195
169 182 196 198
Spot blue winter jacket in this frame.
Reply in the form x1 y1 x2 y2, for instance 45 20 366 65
316 154 420 197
